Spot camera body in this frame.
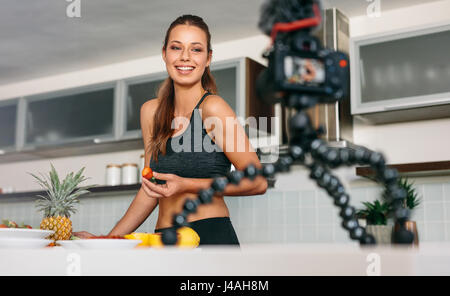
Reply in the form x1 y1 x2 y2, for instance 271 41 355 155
267 32 350 103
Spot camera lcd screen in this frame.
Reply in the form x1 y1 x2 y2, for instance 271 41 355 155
283 56 325 86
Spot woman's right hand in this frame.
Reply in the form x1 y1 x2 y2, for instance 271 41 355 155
141 177 165 198
73 231 95 239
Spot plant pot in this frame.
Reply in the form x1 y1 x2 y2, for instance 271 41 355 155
394 220 419 246
365 225 393 244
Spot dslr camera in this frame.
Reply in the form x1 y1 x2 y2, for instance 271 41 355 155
257 0 350 105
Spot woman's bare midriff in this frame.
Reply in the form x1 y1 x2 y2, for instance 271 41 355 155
155 192 230 230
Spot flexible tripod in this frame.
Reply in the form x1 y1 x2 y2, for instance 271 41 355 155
160 92 415 246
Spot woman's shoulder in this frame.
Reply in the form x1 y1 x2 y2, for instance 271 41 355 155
140 97 160 118
201 94 235 118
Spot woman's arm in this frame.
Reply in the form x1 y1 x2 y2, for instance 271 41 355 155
108 187 158 236
198 95 268 196
182 175 266 197
108 98 161 236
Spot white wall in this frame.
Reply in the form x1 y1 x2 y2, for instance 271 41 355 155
350 0 450 164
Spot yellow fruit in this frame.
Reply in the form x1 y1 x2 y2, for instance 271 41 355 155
124 233 149 247
176 227 200 248
147 233 164 248
124 227 199 249
124 233 164 248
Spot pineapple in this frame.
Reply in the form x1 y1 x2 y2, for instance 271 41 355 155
29 164 95 241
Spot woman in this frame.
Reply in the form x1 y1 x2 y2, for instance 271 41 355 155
75 15 267 245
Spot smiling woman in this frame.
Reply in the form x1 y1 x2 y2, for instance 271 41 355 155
74 14 267 246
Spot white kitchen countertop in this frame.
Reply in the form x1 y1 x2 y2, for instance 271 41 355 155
1 243 450 276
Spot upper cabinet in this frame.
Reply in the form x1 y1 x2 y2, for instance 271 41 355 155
350 22 450 124
121 74 165 139
0 99 18 152
0 57 272 163
24 84 115 148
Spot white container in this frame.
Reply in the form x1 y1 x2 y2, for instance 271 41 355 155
121 163 138 185
106 164 122 186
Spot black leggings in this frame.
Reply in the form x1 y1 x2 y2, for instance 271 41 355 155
154 217 240 246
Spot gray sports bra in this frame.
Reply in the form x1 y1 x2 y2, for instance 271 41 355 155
149 92 231 179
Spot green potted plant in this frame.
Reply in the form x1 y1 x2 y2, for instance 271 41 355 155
390 177 421 245
356 200 393 244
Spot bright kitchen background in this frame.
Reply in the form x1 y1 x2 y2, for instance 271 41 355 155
1 0 450 244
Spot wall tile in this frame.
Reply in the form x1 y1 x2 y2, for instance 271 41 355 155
334 225 350 243
425 202 445 222
416 221 425 242
300 190 316 207
424 183 444 202
269 225 285 243
301 224 317 242
425 222 446 242
317 206 335 225
446 223 450 241
300 207 316 225
284 190 300 208
268 208 284 226
285 207 300 225
317 225 334 243
316 190 331 206
285 225 301 243
443 183 450 201
445 203 450 221
268 190 284 210
410 204 424 222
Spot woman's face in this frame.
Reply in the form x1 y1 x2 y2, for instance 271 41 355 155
163 24 211 88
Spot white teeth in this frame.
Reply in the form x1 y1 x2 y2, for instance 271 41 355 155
176 67 194 71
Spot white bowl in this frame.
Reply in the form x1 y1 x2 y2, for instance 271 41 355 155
0 238 53 249
0 228 54 239
73 239 142 249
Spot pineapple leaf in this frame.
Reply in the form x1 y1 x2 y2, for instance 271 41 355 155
49 163 61 197
29 164 96 218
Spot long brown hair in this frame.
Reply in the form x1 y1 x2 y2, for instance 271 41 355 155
148 15 218 162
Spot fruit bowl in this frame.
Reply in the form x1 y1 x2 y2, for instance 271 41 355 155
0 228 55 239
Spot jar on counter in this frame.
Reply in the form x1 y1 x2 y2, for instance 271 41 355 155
106 164 122 186
121 163 138 185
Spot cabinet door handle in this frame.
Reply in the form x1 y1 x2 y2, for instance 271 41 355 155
383 98 450 111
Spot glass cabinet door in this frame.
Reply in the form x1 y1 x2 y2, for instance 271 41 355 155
359 29 450 104
125 78 165 132
211 67 237 112
25 87 114 146
0 100 18 149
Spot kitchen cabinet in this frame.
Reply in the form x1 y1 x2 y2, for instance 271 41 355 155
24 83 115 148
0 99 18 152
350 21 450 124
0 57 273 164
356 160 450 178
